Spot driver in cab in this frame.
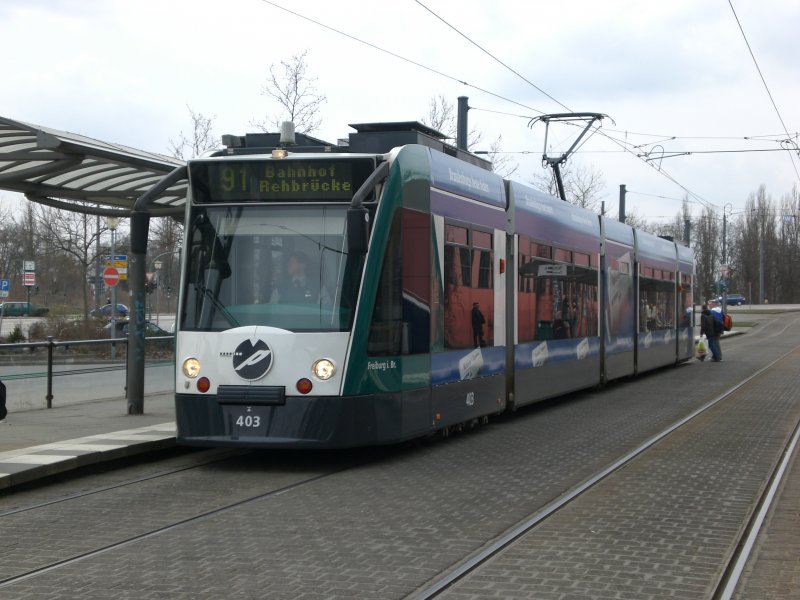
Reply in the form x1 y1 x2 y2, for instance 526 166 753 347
274 252 318 303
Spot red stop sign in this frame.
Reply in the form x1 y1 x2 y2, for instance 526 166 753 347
103 266 120 287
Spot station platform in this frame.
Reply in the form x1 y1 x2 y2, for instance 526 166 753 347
0 392 176 490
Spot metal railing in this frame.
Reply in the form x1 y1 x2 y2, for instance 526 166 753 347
0 335 173 408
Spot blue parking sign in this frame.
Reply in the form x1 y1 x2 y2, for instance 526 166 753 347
0 278 10 298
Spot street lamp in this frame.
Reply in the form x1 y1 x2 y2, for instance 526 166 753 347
149 249 181 330
721 203 732 313
153 259 163 325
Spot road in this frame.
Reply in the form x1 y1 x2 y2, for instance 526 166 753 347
1 361 175 411
0 314 176 338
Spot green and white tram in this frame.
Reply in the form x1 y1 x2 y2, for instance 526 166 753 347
175 122 693 448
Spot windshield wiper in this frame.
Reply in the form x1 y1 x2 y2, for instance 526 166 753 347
195 280 240 329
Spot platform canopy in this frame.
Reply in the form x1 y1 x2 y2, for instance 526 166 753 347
0 116 187 216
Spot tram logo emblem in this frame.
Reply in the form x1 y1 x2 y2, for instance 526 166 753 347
232 339 273 380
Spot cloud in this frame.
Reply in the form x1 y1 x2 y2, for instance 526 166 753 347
1 0 798 220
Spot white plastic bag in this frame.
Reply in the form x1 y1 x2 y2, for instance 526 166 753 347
696 335 707 361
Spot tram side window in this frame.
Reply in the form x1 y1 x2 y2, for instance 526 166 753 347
517 237 540 343
606 254 634 338
518 237 598 342
443 223 494 349
639 269 676 332
367 209 431 356
680 273 693 327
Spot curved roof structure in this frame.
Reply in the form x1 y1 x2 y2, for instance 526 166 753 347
0 116 187 216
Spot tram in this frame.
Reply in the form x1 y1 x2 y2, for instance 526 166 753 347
174 121 694 448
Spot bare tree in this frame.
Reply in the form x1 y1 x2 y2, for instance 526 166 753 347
775 185 800 302
422 95 481 147
34 204 110 316
619 207 653 231
651 197 692 242
530 162 606 213
147 216 183 314
731 185 781 303
693 206 721 302
168 105 218 160
158 106 222 313
422 95 518 176
252 50 326 134
485 136 518 179
0 200 23 288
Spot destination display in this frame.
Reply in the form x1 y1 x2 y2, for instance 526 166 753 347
190 158 376 203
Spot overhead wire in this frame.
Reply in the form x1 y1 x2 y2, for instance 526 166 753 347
408 1 721 210
727 0 800 182
411 2 723 211
466 107 760 147
258 0 786 214
412 0 571 113
434 2 798 209
257 0 545 116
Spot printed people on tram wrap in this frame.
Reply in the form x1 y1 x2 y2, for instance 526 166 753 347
471 302 486 348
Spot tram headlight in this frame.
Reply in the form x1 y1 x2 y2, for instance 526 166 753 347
312 358 336 380
182 358 201 378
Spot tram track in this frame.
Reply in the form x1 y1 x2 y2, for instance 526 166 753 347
0 448 246 518
0 468 354 589
413 344 800 599
713 410 800 600
0 450 374 589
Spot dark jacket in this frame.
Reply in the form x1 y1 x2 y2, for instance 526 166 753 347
0 379 6 421
700 308 722 338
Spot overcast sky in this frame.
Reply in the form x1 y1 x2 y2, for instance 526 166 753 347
1 0 798 223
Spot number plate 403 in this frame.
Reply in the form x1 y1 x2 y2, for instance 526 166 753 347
223 406 267 434
236 414 261 427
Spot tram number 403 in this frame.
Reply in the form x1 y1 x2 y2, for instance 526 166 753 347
235 415 262 428
222 405 267 432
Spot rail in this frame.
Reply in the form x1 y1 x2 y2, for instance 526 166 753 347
0 335 173 409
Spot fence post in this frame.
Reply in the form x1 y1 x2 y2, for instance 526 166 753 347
46 336 54 408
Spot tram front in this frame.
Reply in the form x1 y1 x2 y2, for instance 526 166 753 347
175 153 381 447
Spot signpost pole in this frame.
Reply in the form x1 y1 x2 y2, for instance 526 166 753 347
22 260 36 317
0 279 9 336
105 218 121 360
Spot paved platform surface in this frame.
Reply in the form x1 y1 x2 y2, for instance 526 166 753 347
0 392 176 490
0 312 799 598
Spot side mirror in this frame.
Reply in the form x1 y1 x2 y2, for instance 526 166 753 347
347 208 370 254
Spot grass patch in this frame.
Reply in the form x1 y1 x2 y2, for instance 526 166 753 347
730 308 798 314
731 320 758 328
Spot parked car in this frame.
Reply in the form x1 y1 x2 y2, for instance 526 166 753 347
104 319 170 337
89 303 129 319
717 294 746 306
0 301 49 316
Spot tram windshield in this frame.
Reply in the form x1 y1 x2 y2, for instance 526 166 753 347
181 205 361 332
